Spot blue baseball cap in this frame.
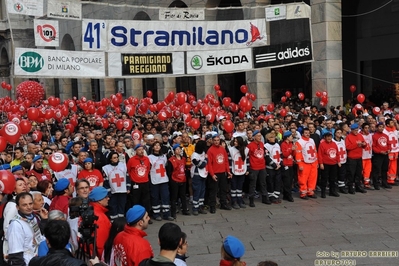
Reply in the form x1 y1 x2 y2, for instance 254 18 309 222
89 186 109 202
11 165 22 173
126 205 146 224
0 164 10 170
283 131 292 138
252 130 261 137
33 155 42 163
350 123 359 130
172 144 181 150
83 158 93 164
133 144 143 151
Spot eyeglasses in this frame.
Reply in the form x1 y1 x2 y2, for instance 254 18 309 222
44 152 52 155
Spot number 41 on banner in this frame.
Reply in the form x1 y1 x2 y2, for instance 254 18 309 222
82 19 107 51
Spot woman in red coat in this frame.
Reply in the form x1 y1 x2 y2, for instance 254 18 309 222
78 158 104 190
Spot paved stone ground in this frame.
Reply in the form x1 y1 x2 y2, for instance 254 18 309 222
145 188 399 266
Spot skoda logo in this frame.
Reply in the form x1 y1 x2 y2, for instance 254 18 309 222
190 55 203 70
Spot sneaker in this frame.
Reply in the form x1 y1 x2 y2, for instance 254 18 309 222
232 203 240 209
220 204 232 210
192 210 199 216
155 216 162 221
164 216 175 221
364 184 374 190
199 208 208 214
238 202 247 208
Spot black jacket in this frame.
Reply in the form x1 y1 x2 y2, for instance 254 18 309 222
28 249 87 266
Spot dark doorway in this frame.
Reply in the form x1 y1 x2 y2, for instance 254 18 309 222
218 73 246 104
176 77 196 96
143 78 158 102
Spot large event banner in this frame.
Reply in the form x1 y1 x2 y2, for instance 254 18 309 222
186 49 252 74
34 20 59 47
14 48 105 78
108 52 185 77
82 19 267 52
253 40 313 69
6 0 44 16
47 0 82 20
82 20 108 51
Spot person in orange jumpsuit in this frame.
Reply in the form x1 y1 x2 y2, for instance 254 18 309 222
383 119 399 185
294 127 318 199
361 123 373 189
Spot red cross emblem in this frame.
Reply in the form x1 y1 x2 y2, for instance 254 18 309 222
307 146 316 157
273 150 280 163
235 158 244 169
112 174 124 187
337 147 346 159
156 164 166 177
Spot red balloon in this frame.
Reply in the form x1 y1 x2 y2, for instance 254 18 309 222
320 101 327 107
298 92 305 101
321 96 328 102
115 120 124 130
281 96 286 103
190 119 200 130
0 170 16 194
214 84 220 91
267 103 275 112
285 91 292 98
146 90 153 98
157 111 167 121
206 112 215 123
3 122 21 145
19 120 32 134
355 104 362 110
70 118 78 127
223 120 234 133
315 91 322 98
249 94 256 101
1 82 6 89
32 130 42 142
216 90 223 97
177 92 187 105
183 113 192 123
350 85 356 93
5 84 12 91
357 93 365 103
222 97 231 107
202 105 210 116
16 81 45 104
240 85 248 94
279 109 287 117
139 103 148 113
373 107 380 115
395 114 399 122
259 105 267 113
48 153 68 172
125 105 136 116
0 136 6 152
101 119 109 129
123 119 133 131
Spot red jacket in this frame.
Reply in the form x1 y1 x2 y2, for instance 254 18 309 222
318 140 339 165
127 155 150 183
49 195 70 216
78 169 104 190
280 140 294 167
247 141 265 170
372 131 390 154
169 156 186 182
207 145 230 176
91 202 111 258
113 225 154 266
26 168 52 182
345 132 365 159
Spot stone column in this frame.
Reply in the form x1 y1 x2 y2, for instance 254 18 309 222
104 78 115 98
311 0 342 107
130 78 143 99
196 75 217 100
79 79 92 99
59 78 72 100
159 77 176 101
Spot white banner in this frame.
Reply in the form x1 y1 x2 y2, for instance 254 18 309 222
14 48 105 78
48 0 82 20
186 49 252 74
6 0 44 16
82 20 108 51
265 5 287 21
34 20 59 47
287 3 311 20
108 52 185 78
159 8 205 20
83 19 267 52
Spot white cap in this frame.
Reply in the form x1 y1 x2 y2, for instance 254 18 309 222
146 134 154 140
192 135 200 140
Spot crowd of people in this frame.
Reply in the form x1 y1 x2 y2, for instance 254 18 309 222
0 97 398 265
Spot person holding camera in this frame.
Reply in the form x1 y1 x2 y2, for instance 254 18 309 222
89 186 111 258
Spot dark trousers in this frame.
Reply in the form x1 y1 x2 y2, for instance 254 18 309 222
346 158 363 187
337 163 346 188
231 174 246 202
266 168 281 199
170 179 188 217
128 181 151 214
192 175 206 210
109 193 127 219
248 168 267 197
371 153 389 185
207 172 228 207
320 164 338 190
282 166 293 198
150 182 170 218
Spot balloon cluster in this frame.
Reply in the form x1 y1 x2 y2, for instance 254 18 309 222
281 90 305 103
1 81 12 91
16 81 45 105
315 91 328 107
